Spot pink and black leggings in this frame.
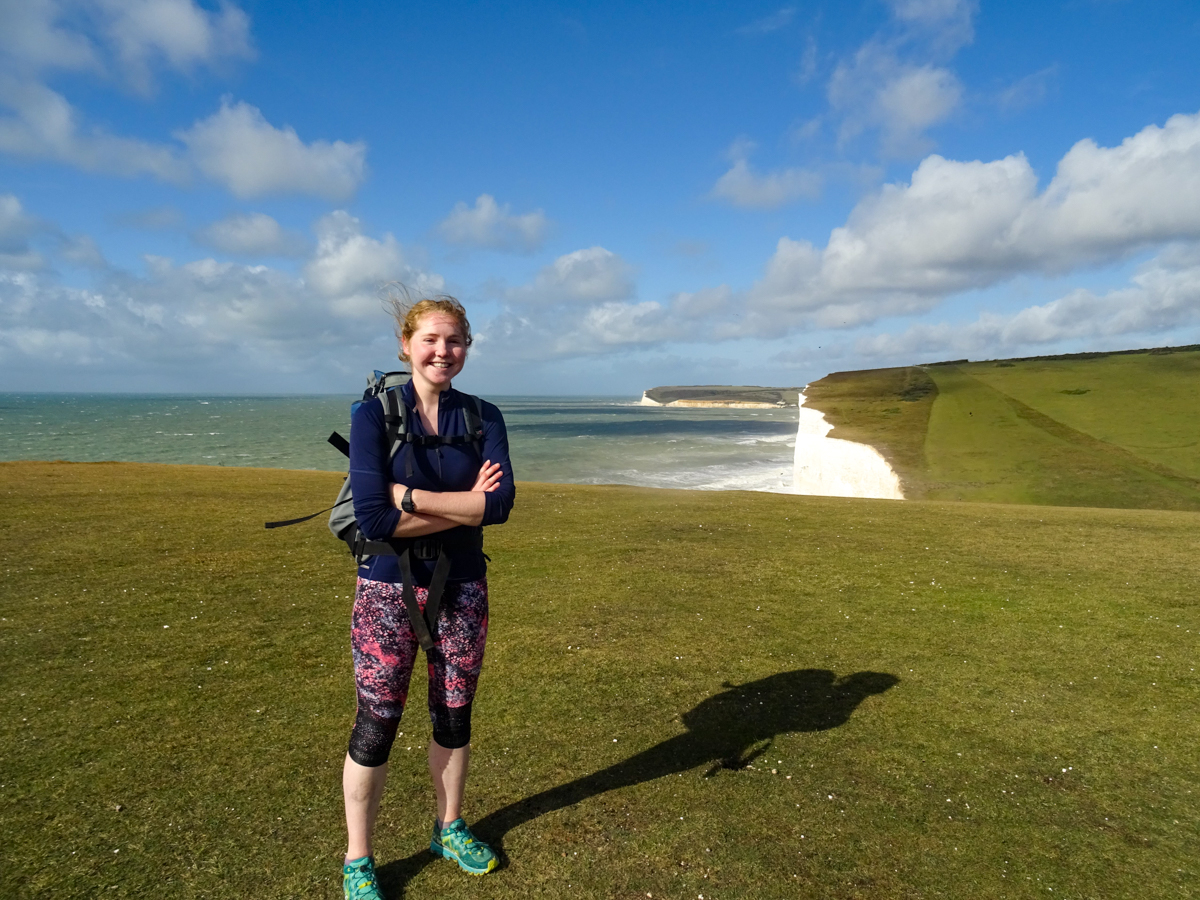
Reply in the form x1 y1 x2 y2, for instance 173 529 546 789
347 576 488 767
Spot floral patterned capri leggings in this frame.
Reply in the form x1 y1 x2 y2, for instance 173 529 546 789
347 576 489 766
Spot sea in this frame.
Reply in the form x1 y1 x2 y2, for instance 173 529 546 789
0 393 800 493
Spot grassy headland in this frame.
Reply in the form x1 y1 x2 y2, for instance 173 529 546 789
2 462 1197 898
803 347 1200 510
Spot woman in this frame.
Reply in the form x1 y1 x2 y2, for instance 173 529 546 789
341 293 515 900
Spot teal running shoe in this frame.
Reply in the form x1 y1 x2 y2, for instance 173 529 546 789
343 855 385 900
430 818 498 875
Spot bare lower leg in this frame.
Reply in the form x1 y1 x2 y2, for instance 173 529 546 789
428 741 470 825
344 754 388 859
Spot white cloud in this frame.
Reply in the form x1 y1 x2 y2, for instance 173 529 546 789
60 233 107 268
507 246 634 305
997 65 1057 113
885 0 976 53
437 194 548 252
195 212 307 257
96 0 254 93
303 210 442 317
0 206 446 388
0 89 366 197
668 285 732 319
0 6 361 201
0 194 45 270
823 0 973 157
0 0 100 73
828 43 962 156
483 247 704 357
177 99 367 200
0 76 190 181
115 205 184 230
0 194 39 249
579 301 666 346
857 245 1200 361
737 7 796 35
0 0 252 87
710 141 821 209
743 110 1200 331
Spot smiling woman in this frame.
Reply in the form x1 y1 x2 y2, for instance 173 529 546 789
338 288 515 897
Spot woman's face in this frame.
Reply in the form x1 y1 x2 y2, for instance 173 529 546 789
403 313 467 391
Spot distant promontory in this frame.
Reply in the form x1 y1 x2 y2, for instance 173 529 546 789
640 385 803 408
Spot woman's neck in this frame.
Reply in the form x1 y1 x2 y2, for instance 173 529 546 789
411 378 447 435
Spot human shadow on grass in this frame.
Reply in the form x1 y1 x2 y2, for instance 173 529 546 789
378 668 898 893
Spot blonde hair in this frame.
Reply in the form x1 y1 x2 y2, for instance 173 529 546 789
383 285 473 364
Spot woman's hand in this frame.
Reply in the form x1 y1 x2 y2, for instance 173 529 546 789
471 460 503 493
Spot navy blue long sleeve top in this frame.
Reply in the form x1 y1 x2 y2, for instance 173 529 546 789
349 382 515 585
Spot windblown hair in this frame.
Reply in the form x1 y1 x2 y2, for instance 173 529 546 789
383 284 473 364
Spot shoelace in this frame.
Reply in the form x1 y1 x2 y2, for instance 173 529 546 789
344 862 376 897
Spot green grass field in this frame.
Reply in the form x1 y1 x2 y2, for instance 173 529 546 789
804 347 1200 510
3 462 1197 899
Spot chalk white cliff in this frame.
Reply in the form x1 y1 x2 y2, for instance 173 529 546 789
793 392 904 500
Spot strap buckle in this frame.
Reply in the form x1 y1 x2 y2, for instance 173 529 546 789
410 537 441 560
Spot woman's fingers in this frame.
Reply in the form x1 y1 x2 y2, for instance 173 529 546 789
471 460 503 491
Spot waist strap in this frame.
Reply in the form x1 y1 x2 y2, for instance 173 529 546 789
354 528 483 562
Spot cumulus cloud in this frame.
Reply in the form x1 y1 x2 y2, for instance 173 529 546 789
0 193 51 270
0 0 252 88
484 246 701 357
710 141 821 209
194 212 308 257
96 0 254 93
60 233 107 268
177 99 366 200
828 43 962 156
823 0 973 157
116 205 184 230
0 0 99 73
0 77 190 181
303 210 442 317
0 5 364 200
856 245 1200 361
506 246 634 306
668 285 732 320
0 202 444 388
742 110 1200 331
437 194 548 252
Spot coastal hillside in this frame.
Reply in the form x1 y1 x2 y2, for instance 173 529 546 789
641 384 803 408
802 345 1200 510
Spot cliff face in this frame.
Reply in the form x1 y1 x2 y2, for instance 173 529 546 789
640 395 782 408
641 385 803 407
793 391 904 500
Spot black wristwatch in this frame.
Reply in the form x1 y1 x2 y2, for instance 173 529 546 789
400 487 417 514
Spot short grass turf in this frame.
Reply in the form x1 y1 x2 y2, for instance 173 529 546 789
2 461 1198 899
804 348 1200 510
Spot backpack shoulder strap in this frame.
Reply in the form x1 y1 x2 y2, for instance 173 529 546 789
380 387 408 462
460 393 484 444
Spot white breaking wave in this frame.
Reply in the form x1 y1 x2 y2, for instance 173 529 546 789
792 391 904 500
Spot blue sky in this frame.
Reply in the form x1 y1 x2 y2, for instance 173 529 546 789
2 0 1200 395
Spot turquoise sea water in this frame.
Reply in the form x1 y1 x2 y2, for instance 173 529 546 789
0 393 799 493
